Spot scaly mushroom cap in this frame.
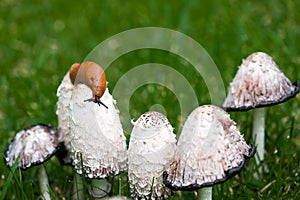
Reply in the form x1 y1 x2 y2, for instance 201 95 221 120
128 111 177 199
70 84 127 178
5 124 59 169
163 105 254 190
56 71 74 164
222 52 299 111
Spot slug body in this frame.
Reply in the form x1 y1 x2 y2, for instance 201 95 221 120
69 61 107 108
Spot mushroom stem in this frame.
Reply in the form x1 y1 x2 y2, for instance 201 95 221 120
72 174 84 200
198 187 212 200
252 108 265 171
38 165 51 200
88 179 111 198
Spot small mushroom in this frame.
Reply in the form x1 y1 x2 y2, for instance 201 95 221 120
5 124 59 169
5 124 60 200
128 111 177 199
163 105 254 198
222 52 299 111
222 52 299 169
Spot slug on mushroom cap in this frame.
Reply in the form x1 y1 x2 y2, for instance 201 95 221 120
222 52 299 111
163 105 254 190
5 124 59 169
56 61 127 178
69 61 108 108
128 111 177 199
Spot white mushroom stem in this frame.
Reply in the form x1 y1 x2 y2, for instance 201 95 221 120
38 165 51 200
252 108 265 168
89 179 111 198
72 174 84 200
198 187 212 200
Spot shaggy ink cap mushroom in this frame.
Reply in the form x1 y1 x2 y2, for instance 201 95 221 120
70 80 127 179
5 124 59 169
222 52 299 111
128 111 177 199
57 62 127 178
163 105 254 191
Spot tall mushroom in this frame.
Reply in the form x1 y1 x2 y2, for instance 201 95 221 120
4 124 60 200
163 105 254 200
222 52 299 171
56 61 128 198
69 61 127 178
128 111 177 199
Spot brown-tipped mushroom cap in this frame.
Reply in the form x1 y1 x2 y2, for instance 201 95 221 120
222 52 299 111
128 111 177 199
5 124 59 169
163 105 254 190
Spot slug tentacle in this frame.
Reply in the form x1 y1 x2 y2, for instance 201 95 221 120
84 96 108 109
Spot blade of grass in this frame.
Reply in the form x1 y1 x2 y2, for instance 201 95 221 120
11 167 28 199
1 159 18 200
118 175 122 196
80 153 87 199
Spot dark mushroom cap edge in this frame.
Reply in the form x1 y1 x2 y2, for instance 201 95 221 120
4 123 63 170
163 144 255 191
222 81 299 112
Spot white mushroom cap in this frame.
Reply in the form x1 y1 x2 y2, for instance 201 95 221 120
128 111 177 199
70 83 127 178
56 71 74 164
5 124 59 169
163 105 254 190
222 52 299 111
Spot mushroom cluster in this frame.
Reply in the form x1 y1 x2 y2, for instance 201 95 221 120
128 105 254 200
4 58 263 199
4 61 128 199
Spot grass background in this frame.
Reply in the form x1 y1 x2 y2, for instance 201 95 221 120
0 0 300 199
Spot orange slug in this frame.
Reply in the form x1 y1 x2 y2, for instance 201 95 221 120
69 61 108 108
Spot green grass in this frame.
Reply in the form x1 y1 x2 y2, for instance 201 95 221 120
1 0 300 199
